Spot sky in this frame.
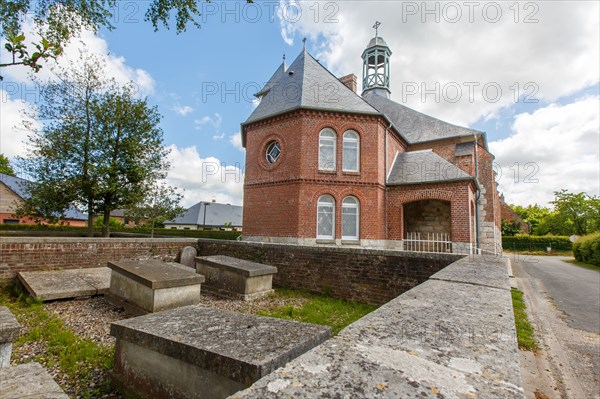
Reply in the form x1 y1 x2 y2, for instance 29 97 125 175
1 0 599 208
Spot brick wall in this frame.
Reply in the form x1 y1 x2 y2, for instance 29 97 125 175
0 237 198 279
197 239 462 304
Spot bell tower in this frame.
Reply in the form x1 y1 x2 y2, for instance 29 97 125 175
362 21 392 98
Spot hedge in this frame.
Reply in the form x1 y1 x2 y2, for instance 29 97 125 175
0 224 240 240
572 232 600 266
502 235 572 252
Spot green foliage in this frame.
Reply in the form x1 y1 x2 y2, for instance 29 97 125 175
258 289 378 335
93 216 123 230
0 153 15 175
563 259 600 272
502 234 572 252
126 182 185 238
501 220 521 236
551 190 600 236
0 283 114 397
17 53 171 237
0 0 253 79
511 289 539 351
572 232 600 266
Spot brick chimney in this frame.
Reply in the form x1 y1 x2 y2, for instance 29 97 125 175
339 74 357 93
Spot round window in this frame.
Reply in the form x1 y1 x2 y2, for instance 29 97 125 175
265 141 281 164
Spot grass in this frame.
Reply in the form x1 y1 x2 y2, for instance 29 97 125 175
0 281 115 398
511 288 539 351
258 288 378 335
563 259 600 271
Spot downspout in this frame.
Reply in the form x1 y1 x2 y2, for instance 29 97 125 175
474 133 481 254
384 121 392 244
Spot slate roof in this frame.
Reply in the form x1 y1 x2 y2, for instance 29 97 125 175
366 36 389 48
244 50 379 125
0 172 87 220
362 90 483 145
165 201 243 227
387 150 473 185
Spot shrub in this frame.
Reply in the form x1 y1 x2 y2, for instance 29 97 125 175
572 232 600 266
93 216 124 230
502 234 572 252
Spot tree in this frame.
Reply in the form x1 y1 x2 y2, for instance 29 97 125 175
511 204 551 235
126 182 185 238
0 0 252 79
17 53 171 237
0 154 15 175
550 190 600 236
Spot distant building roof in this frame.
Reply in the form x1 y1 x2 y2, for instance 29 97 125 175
387 150 473 185
0 172 88 221
362 91 483 145
165 201 243 227
243 49 379 126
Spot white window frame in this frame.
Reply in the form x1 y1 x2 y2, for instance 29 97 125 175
265 141 281 164
341 196 360 241
317 195 335 240
319 128 337 171
342 130 360 172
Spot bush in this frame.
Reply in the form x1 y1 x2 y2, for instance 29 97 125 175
573 232 600 266
502 234 572 252
93 216 124 230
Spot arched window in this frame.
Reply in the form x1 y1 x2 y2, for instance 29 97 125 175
342 196 359 240
317 195 335 239
319 129 336 171
342 130 359 172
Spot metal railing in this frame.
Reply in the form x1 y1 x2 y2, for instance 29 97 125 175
404 232 453 253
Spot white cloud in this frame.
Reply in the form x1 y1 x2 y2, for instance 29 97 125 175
277 1 599 126
165 145 244 207
0 19 154 96
212 133 225 140
0 90 40 159
229 133 245 152
194 113 223 130
171 104 194 116
490 96 600 206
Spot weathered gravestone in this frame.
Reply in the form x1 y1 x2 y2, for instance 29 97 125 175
106 260 204 315
111 306 331 399
195 255 277 300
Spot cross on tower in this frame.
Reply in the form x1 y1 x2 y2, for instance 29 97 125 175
302 37 307 48
373 21 381 37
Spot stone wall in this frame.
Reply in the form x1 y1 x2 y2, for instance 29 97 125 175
232 255 524 399
0 237 198 279
196 239 461 304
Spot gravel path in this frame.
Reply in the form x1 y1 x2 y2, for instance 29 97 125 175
12 292 310 399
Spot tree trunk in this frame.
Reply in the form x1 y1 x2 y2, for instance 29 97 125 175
87 202 94 237
102 208 111 237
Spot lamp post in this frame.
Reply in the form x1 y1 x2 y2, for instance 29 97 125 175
202 202 210 230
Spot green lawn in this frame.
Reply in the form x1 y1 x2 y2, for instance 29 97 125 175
258 288 378 335
511 288 539 351
563 259 600 271
0 281 114 399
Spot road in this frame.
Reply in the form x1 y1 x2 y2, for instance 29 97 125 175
512 255 600 399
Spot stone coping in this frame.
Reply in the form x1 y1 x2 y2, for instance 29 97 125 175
110 306 331 385
0 362 69 399
0 306 20 344
231 256 525 398
196 255 277 277
1 237 198 244
107 260 205 289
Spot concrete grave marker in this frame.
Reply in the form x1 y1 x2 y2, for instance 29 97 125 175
111 306 331 399
178 246 198 268
0 306 20 369
106 260 204 315
195 255 277 300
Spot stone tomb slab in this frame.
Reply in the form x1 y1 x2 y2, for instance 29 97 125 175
17 267 110 301
110 306 331 399
195 255 277 300
0 306 20 368
0 362 69 399
106 260 205 315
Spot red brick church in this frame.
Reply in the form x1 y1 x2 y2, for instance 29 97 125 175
240 30 501 254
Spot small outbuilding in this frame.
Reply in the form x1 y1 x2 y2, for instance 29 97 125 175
164 200 243 230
